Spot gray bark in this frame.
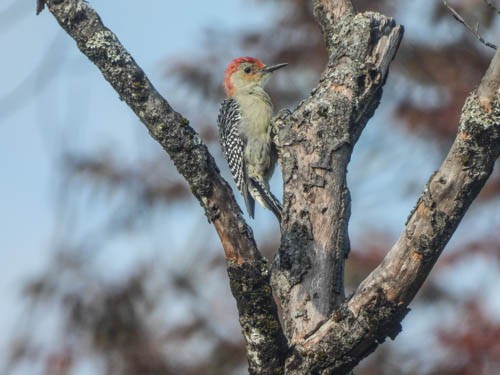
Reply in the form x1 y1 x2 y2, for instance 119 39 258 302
39 1 286 374
39 0 500 374
272 11 403 345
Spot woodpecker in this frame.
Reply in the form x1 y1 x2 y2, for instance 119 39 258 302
217 56 287 221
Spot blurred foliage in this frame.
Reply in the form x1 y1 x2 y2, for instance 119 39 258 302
5 0 500 374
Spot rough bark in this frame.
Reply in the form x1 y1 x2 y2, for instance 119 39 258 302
271 12 403 345
284 51 500 373
39 0 500 374
313 0 354 45
478 48 500 112
38 1 287 374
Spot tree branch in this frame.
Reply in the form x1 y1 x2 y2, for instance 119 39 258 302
40 1 287 373
484 0 500 14
312 0 354 54
290 48 500 375
442 0 497 50
478 48 500 112
36 0 45 15
272 12 403 345
313 0 354 21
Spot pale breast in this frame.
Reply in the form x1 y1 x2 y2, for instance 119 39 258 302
235 89 274 141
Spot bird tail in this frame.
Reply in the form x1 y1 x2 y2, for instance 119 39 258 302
249 177 282 221
242 188 255 219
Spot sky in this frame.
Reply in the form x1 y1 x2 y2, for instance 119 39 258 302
0 0 277 366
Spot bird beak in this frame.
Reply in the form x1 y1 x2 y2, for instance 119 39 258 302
261 63 288 73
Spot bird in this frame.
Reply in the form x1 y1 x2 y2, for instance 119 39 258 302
217 56 287 221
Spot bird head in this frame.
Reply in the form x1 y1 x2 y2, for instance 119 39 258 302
223 56 287 97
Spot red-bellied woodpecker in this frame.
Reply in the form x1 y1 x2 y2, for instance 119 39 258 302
217 56 287 221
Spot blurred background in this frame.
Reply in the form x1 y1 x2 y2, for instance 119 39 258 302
1 0 499 374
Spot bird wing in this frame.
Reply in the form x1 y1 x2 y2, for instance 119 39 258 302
217 98 255 217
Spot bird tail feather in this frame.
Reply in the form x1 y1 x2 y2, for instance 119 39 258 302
250 178 282 221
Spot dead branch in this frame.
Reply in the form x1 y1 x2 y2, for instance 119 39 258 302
442 0 497 50
40 1 287 373
484 0 500 14
36 0 44 15
292 48 500 375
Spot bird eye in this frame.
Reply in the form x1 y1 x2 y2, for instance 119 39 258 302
244 67 251 74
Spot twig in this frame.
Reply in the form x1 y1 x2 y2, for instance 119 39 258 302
35 0 45 15
301 47 500 374
442 0 497 50
312 0 355 54
484 0 500 14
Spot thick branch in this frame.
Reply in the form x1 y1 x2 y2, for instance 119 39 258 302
348 48 500 316
313 0 354 21
478 49 500 112
41 1 287 373
289 50 500 375
228 262 288 374
312 0 354 53
272 12 403 345
42 0 254 264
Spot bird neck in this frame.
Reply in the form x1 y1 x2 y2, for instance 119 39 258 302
232 83 268 98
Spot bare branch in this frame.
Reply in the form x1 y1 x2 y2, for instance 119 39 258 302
312 0 355 53
36 0 45 15
484 0 500 14
291 47 500 375
40 1 287 372
442 0 497 50
272 12 403 345
313 0 354 21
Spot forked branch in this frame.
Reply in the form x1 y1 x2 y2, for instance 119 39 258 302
292 48 500 375
38 1 287 373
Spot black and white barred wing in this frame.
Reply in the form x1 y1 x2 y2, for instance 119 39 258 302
217 98 255 217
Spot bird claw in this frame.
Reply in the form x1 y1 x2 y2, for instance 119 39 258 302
276 108 292 120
